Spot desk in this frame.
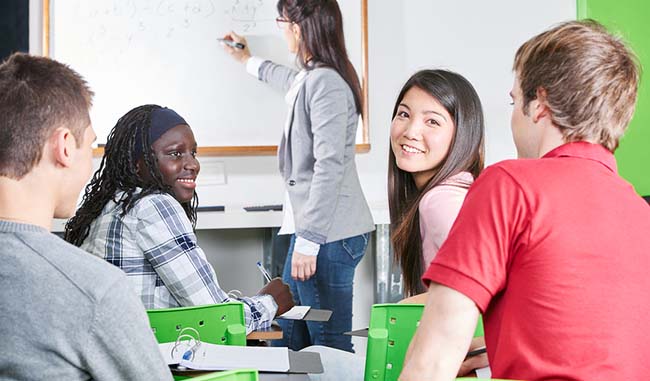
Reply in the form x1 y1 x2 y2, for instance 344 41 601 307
50 202 389 232
247 324 283 341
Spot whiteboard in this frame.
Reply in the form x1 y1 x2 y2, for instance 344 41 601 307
46 0 368 154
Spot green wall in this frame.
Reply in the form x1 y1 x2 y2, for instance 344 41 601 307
577 0 650 196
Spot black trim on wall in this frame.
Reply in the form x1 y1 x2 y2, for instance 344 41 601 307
0 0 29 61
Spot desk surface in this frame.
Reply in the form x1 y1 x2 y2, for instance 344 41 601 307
247 324 283 341
51 202 389 232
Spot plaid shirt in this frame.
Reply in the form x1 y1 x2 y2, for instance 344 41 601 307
81 191 277 334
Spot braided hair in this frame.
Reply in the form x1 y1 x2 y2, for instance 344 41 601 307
64 104 198 247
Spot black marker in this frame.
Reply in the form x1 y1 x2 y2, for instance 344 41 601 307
465 346 487 359
217 38 245 50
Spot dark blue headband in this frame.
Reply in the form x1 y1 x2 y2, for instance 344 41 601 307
134 107 188 159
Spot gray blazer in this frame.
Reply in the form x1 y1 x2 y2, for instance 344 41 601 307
258 61 374 244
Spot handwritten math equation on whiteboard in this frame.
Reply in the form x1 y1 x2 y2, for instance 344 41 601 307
61 0 279 50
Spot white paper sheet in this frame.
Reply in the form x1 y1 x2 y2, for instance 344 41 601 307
278 305 311 320
179 344 290 372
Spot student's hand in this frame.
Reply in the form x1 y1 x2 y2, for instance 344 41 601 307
220 31 252 64
457 336 489 377
258 278 295 316
291 251 317 281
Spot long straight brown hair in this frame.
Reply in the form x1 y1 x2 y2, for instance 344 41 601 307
277 0 362 114
388 70 485 296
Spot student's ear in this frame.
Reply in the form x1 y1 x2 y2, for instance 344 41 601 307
51 127 77 168
531 87 551 123
135 158 152 182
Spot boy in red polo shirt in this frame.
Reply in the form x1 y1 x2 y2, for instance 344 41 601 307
400 20 650 380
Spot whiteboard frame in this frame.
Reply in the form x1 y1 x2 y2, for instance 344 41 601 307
42 0 370 157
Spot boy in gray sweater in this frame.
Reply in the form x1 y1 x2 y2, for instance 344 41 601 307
0 53 172 380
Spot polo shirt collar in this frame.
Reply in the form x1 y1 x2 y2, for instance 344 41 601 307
542 141 617 173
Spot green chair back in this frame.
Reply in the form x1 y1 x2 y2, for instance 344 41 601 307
147 303 247 346
189 369 259 381
364 303 484 381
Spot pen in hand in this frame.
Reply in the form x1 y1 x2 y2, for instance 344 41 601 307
464 346 487 359
218 38 245 50
256 261 273 283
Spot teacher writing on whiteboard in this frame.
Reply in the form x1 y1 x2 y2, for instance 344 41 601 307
221 0 374 353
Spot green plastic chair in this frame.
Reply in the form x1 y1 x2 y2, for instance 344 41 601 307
147 303 247 347
147 303 248 381
364 303 484 381
189 369 259 381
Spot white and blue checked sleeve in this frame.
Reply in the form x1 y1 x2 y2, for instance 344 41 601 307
134 194 278 333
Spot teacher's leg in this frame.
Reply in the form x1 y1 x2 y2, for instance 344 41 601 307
308 233 369 353
273 234 312 350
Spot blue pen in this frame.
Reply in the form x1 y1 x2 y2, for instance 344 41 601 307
256 261 272 283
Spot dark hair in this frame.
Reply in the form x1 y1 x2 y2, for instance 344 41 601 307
388 70 485 296
0 52 93 179
65 104 198 246
277 0 362 113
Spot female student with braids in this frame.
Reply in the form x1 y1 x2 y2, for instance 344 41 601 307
65 105 294 334
221 0 374 352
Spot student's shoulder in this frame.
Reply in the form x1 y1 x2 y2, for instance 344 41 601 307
473 159 546 196
420 183 468 210
130 192 192 233
419 172 471 203
24 233 128 301
483 158 546 180
131 192 185 217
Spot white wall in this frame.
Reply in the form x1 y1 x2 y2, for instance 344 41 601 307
31 0 575 356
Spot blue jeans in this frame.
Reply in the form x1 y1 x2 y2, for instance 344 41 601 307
273 233 369 353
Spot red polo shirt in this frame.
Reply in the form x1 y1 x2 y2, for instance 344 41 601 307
423 142 650 380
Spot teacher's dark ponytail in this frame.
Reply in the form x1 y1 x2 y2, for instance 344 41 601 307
277 0 363 114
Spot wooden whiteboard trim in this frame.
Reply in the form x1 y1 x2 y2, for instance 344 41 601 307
356 143 371 153
42 0 50 57
92 143 371 157
361 0 369 145
46 0 370 157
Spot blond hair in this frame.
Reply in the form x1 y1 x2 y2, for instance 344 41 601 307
513 19 640 151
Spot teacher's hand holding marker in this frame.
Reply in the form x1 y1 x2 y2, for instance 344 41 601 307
218 0 374 353
218 32 251 63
